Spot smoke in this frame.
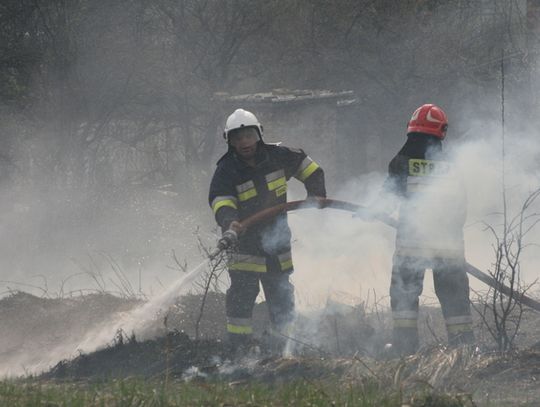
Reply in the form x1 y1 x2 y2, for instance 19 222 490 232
288 120 540 310
260 216 292 255
0 178 214 298
6 114 539 376
288 176 395 309
455 126 540 288
2 0 540 380
0 258 212 377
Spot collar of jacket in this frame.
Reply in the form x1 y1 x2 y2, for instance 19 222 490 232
399 132 443 159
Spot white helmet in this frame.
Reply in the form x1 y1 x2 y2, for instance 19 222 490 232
223 108 263 142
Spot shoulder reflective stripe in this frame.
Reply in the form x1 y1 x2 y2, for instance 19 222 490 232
393 319 418 328
211 196 238 213
296 156 312 173
227 323 253 334
236 180 255 193
294 156 320 182
229 253 267 272
445 315 472 325
297 162 320 182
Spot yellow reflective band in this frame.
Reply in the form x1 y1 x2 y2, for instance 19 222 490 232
394 319 418 328
276 184 287 197
267 176 286 191
297 162 320 182
278 252 292 271
446 323 473 334
280 259 293 270
238 188 257 202
212 199 237 214
229 262 267 272
236 180 255 193
227 323 253 334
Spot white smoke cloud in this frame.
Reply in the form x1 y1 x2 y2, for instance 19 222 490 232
288 123 540 310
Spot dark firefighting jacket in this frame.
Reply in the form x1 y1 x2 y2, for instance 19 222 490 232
209 142 326 273
382 134 466 259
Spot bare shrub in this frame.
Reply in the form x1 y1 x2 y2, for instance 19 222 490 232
473 188 540 352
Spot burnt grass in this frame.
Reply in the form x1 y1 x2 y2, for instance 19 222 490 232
0 291 142 374
43 330 228 380
0 289 378 380
4 289 540 405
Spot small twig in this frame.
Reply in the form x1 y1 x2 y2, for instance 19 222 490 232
171 249 188 273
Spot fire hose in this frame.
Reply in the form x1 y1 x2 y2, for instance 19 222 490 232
210 198 540 313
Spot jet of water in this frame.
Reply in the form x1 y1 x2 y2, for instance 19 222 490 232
75 258 211 351
0 258 215 376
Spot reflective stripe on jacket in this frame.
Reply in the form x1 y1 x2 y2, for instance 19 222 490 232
209 143 325 272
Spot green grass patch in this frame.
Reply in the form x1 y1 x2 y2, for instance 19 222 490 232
0 378 473 406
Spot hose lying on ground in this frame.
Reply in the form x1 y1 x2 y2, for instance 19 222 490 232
234 198 540 313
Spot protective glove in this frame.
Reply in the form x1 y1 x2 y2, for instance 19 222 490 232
228 220 245 234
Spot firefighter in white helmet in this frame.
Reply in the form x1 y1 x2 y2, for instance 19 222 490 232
209 108 326 352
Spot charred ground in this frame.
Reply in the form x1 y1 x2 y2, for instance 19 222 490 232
2 290 540 405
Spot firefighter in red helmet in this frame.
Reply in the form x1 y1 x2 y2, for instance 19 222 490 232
382 104 474 355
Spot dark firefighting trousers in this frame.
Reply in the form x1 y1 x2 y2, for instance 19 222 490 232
226 268 295 349
390 256 474 355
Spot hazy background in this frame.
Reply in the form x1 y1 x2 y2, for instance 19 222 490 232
1 0 540 306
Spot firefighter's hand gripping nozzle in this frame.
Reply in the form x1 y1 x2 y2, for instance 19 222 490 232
209 229 238 260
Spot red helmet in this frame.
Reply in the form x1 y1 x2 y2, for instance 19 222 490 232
407 104 448 139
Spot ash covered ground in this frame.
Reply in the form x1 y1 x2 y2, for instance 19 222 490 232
2 290 540 405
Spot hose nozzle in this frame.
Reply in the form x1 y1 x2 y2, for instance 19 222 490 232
209 229 238 260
